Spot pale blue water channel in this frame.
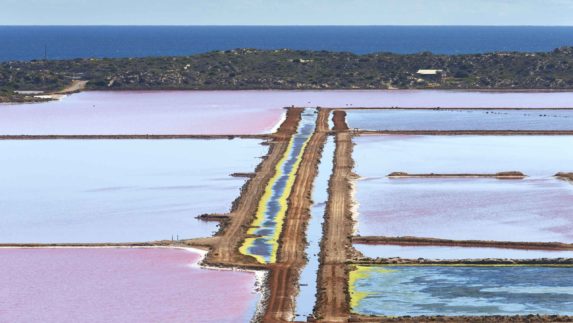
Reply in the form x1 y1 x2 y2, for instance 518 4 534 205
0 139 266 243
346 109 573 131
293 136 335 320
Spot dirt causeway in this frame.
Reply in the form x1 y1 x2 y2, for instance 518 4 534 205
203 108 303 268
316 111 354 322
351 236 573 251
263 108 330 322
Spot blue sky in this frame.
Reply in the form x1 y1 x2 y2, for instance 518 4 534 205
2 0 573 25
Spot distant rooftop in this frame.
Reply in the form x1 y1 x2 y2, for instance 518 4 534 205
417 69 443 75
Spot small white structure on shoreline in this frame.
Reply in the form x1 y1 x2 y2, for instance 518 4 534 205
416 69 445 83
416 69 443 75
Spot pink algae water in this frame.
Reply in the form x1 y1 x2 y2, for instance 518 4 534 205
3 90 573 135
0 248 260 323
356 178 573 243
0 91 284 135
353 135 573 177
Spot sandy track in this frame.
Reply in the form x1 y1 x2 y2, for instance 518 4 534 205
352 236 573 251
316 111 354 322
263 108 331 322
387 171 526 179
203 108 303 268
351 258 573 266
56 80 88 94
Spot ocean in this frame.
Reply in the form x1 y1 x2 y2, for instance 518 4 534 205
2 26 573 62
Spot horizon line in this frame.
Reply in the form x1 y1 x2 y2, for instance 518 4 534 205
2 24 573 27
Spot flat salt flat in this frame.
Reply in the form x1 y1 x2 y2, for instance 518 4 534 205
0 139 266 243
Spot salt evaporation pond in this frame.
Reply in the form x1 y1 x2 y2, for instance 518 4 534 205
0 91 284 135
4 90 573 135
240 109 316 264
0 248 261 323
355 244 573 260
353 135 573 177
0 139 266 243
355 178 573 243
294 136 335 320
350 265 573 317
346 109 573 131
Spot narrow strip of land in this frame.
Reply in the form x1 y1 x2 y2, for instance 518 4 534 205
351 258 573 266
202 108 303 268
352 236 573 251
556 172 573 181
316 110 354 322
263 108 330 322
387 171 526 179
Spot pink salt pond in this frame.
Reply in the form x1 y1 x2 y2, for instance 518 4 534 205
0 91 284 135
0 248 261 323
355 178 573 243
4 90 573 135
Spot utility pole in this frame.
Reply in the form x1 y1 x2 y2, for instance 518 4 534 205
44 44 48 61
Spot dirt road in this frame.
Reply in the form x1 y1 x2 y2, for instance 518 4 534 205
316 111 354 322
56 80 88 94
204 108 302 268
352 236 573 251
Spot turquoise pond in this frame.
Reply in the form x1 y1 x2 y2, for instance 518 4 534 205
351 266 573 317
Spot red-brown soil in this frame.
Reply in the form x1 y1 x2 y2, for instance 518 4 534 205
315 130 355 323
387 171 526 179
352 236 573 251
333 110 350 131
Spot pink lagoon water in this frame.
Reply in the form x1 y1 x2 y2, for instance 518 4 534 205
0 248 260 323
0 139 266 243
3 91 573 135
354 135 573 177
355 178 573 242
355 244 573 260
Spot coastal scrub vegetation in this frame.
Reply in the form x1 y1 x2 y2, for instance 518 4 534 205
1 47 573 102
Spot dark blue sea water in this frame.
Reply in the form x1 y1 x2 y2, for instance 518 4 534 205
2 26 573 62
